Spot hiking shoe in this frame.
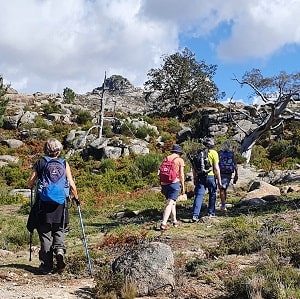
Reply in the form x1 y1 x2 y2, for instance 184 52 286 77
220 206 227 211
38 264 52 275
56 249 66 271
173 221 180 227
192 216 199 223
160 223 170 230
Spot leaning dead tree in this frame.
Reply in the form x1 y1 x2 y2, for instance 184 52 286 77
231 69 300 163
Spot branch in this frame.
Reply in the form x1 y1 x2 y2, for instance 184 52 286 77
270 120 283 130
233 77 269 103
282 107 300 117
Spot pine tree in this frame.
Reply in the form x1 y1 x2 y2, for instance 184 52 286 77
144 48 223 120
0 76 9 127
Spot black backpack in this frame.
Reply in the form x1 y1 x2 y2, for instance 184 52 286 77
188 148 212 176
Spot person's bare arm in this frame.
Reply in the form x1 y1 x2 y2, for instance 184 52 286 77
179 163 185 194
27 170 38 189
213 162 222 189
65 162 79 200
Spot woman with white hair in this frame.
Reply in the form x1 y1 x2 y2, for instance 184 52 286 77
27 138 80 274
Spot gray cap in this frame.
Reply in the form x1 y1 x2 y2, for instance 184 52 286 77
203 138 215 148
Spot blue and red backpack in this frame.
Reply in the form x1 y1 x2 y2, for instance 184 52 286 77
219 150 235 174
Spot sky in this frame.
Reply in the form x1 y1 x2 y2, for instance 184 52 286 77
1 0 300 104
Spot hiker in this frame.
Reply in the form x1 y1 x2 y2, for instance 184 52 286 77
219 141 238 211
191 138 222 221
159 144 185 230
27 138 80 274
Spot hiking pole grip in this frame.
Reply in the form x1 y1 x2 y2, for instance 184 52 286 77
73 197 81 206
76 203 93 276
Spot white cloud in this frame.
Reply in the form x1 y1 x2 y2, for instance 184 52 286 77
0 0 299 94
216 0 300 61
0 0 178 93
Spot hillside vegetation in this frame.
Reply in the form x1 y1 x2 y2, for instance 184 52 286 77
0 72 299 298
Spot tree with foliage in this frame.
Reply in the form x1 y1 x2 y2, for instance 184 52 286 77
0 76 9 127
144 48 222 120
232 69 300 163
63 87 76 103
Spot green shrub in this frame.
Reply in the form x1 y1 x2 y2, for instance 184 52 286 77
0 216 38 250
52 121 74 136
268 140 294 162
251 145 271 170
133 153 162 177
33 116 51 130
135 125 157 139
160 132 172 142
42 102 61 114
140 115 154 125
120 121 136 137
0 164 31 189
186 258 210 277
63 87 76 103
66 252 90 275
0 76 9 128
103 125 115 138
165 118 181 134
224 257 300 299
99 158 116 173
0 193 27 205
76 110 93 125
208 216 261 256
94 265 124 299
99 168 144 194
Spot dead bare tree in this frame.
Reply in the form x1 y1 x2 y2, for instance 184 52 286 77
231 69 300 163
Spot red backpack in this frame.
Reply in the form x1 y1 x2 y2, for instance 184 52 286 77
159 157 178 184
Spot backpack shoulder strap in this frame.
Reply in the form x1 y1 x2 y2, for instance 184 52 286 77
40 156 51 175
44 156 51 163
57 157 66 166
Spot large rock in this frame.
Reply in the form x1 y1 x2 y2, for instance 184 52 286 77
112 242 175 296
1 139 24 149
242 180 281 200
19 111 38 125
0 155 19 163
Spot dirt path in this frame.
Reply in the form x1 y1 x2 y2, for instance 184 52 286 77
0 249 95 299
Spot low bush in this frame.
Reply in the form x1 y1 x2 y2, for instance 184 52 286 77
98 224 150 249
93 265 124 299
135 125 157 139
0 216 38 250
42 102 61 115
76 110 93 125
224 256 300 299
133 153 162 177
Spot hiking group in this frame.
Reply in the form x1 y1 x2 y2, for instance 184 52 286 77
26 136 237 273
158 138 238 229
27 138 80 275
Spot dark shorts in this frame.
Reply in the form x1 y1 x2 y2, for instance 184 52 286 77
161 182 181 200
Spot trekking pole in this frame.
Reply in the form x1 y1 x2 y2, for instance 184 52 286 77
75 199 93 276
29 188 34 261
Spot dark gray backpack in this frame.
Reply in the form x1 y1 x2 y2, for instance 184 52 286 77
188 148 212 176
